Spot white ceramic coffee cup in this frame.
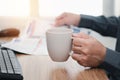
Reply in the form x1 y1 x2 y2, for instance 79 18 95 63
46 28 72 62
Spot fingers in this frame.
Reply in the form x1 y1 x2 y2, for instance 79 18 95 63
56 12 67 20
55 13 67 26
72 35 88 55
72 53 83 61
72 46 82 53
72 37 87 47
77 61 88 67
72 32 90 54
72 53 88 66
55 19 66 26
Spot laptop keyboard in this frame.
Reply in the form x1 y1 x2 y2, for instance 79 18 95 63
0 48 23 80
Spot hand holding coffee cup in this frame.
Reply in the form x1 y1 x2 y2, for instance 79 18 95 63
46 28 72 62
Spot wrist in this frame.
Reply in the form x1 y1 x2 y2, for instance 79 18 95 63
74 14 80 26
101 47 107 61
98 47 107 66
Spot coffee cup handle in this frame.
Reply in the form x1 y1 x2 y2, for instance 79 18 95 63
69 37 74 56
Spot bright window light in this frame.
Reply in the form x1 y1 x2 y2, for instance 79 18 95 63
0 0 30 16
39 0 103 17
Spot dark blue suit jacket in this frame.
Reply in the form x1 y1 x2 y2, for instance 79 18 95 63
79 15 120 80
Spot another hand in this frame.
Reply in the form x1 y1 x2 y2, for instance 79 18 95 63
54 12 80 27
72 32 106 67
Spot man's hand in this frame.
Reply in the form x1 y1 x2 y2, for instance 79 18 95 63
54 12 80 27
72 32 106 67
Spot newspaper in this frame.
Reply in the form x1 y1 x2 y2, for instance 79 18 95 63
1 19 54 55
1 18 90 55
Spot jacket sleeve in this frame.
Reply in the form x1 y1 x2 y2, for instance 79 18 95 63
78 14 120 37
98 48 120 80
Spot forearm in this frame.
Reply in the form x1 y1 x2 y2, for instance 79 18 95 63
98 48 120 80
78 15 119 37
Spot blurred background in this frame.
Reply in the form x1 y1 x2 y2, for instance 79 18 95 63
0 0 120 17
0 0 119 50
